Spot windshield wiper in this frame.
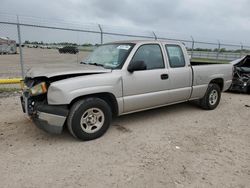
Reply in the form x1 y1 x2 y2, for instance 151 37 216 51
88 62 105 67
81 62 110 69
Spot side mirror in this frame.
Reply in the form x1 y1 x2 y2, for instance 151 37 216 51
127 61 147 73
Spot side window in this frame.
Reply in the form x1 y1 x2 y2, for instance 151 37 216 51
131 44 164 70
165 45 185 68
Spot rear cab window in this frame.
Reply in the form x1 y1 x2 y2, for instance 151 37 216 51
165 45 186 68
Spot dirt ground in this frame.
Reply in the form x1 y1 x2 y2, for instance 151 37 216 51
0 92 249 188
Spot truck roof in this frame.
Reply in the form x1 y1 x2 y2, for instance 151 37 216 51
108 39 183 45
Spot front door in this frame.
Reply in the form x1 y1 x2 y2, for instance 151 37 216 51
122 44 170 113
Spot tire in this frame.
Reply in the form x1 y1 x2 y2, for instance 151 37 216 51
199 83 221 110
67 97 112 141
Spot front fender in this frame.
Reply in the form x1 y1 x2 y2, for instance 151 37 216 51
47 73 123 105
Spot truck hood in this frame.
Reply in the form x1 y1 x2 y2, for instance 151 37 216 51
26 64 112 78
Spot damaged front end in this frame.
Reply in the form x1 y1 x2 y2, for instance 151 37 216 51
20 64 112 134
230 55 250 93
20 77 68 134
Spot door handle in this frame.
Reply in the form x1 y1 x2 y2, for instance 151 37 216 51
161 74 169 80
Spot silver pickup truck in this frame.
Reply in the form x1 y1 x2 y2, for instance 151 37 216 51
21 40 233 140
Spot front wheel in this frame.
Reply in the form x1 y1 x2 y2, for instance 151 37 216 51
199 84 221 110
67 98 112 141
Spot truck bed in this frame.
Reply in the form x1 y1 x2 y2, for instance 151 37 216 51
191 62 233 96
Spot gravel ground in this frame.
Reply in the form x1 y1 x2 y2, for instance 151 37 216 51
0 92 249 188
0 48 90 78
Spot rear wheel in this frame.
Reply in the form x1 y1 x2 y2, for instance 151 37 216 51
199 84 221 110
67 97 112 141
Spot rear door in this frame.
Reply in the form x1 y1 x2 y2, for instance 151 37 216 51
164 44 192 102
122 43 170 113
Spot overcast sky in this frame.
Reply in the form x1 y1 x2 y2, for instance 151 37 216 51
1 0 250 46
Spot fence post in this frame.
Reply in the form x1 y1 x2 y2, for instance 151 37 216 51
240 42 243 58
16 15 25 79
190 36 194 59
216 40 220 61
152 31 157 40
76 32 79 63
98 24 103 44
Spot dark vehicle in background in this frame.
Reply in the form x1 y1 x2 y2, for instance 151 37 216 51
59 46 79 54
230 55 250 93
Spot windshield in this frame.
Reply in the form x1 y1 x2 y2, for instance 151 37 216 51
83 43 134 69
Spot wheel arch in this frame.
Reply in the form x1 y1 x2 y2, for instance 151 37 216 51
209 78 224 91
69 92 119 116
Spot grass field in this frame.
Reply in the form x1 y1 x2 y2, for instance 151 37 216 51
0 87 20 92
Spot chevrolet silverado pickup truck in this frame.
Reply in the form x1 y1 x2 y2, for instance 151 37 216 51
21 40 233 140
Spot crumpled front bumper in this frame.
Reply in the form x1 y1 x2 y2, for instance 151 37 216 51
32 111 67 134
20 96 68 134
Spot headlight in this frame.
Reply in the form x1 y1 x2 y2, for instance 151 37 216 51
29 82 47 96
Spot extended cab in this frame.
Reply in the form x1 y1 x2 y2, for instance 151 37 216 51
21 40 233 140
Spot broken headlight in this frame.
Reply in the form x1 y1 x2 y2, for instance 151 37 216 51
29 82 47 96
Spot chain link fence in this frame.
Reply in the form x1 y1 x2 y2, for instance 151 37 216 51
1 13 250 84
